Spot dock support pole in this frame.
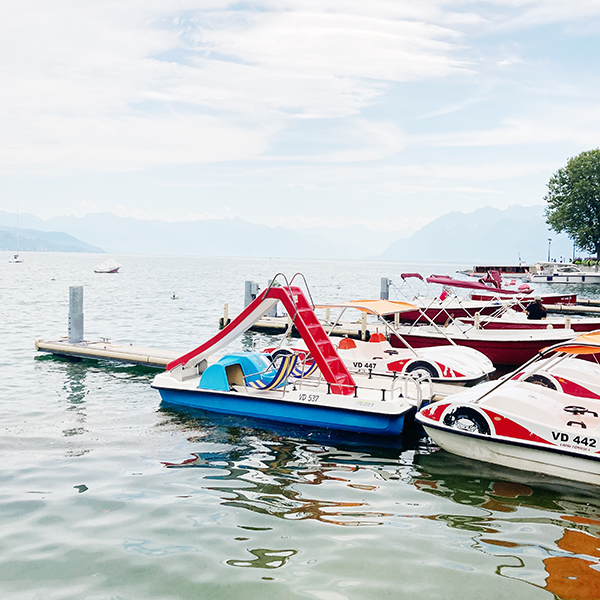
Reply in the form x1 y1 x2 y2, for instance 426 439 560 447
68 286 84 343
380 277 390 300
219 303 230 328
244 281 259 307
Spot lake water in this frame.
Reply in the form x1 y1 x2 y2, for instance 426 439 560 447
3 253 600 600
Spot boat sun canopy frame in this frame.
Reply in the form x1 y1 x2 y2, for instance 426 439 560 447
543 331 600 356
315 299 420 316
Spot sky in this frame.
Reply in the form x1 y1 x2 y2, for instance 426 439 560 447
1 0 599 236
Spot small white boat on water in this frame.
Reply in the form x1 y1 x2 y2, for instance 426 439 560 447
94 259 121 273
8 253 23 263
529 263 600 284
152 275 433 438
416 331 600 485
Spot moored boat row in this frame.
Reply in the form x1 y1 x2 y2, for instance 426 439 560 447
36 269 600 487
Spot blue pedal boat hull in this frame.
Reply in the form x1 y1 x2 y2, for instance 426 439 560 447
155 387 411 437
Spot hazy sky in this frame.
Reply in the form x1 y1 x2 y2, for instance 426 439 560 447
1 1 599 234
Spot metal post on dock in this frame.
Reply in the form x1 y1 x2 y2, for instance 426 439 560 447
266 280 277 317
245 280 277 317
380 277 390 300
219 303 230 328
68 286 84 343
244 281 259 307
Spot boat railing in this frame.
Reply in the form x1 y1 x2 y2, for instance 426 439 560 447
241 352 428 406
310 372 428 407
263 271 317 318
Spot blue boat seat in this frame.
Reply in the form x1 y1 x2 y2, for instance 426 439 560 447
199 353 272 392
291 358 319 379
198 352 299 392
269 348 318 380
247 351 299 390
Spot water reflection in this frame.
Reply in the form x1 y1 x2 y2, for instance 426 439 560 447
226 547 297 569
35 355 155 457
413 451 600 600
159 405 600 594
159 406 414 527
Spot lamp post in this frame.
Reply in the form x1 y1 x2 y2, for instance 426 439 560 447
548 238 552 262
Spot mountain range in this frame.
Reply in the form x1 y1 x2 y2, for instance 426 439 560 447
0 204 574 263
381 204 574 263
0 224 104 253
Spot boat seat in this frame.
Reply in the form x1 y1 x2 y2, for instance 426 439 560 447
291 358 319 379
338 338 357 350
198 353 273 391
369 332 387 343
247 351 299 390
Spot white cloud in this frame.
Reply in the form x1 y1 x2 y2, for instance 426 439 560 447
1 0 599 230
416 104 600 148
0 1 471 172
484 0 600 30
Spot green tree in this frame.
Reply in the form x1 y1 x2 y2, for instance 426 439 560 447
545 148 600 258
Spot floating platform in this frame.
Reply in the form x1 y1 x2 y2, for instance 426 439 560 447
248 316 375 340
575 298 600 308
547 304 600 316
35 337 180 368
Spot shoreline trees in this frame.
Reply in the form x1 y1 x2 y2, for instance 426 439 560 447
545 148 600 259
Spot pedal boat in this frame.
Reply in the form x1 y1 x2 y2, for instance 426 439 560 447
152 278 432 437
416 331 600 485
278 300 495 396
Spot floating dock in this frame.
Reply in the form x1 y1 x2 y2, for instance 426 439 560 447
547 303 600 316
249 315 375 340
35 286 179 368
35 337 179 368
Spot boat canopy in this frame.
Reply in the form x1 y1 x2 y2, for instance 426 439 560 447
549 331 600 355
426 274 522 294
315 299 419 316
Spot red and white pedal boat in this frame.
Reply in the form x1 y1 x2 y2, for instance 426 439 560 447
320 300 494 392
416 331 600 485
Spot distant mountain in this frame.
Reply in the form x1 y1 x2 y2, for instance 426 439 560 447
0 205 576 261
0 211 348 258
0 225 104 253
379 205 574 264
